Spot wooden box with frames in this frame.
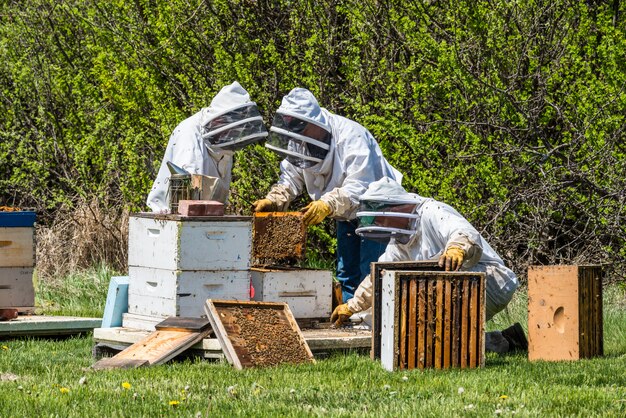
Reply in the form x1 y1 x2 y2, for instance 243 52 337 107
379 270 486 371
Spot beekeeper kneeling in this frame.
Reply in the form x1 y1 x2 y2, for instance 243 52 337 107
330 177 527 353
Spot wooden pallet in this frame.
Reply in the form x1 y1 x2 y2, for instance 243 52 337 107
370 261 443 360
93 326 371 360
379 270 486 371
91 317 212 370
204 299 315 369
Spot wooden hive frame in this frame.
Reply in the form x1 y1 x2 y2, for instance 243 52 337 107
252 212 307 263
370 261 443 360
528 265 603 361
204 299 315 369
379 270 486 371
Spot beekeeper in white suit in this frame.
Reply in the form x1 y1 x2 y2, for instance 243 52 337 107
147 81 268 212
331 177 527 353
253 88 402 303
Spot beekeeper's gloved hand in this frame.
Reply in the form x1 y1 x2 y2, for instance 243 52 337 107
330 303 353 328
252 198 276 212
302 200 331 226
438 246 465 271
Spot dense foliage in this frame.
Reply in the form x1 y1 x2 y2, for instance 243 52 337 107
1 0 625 280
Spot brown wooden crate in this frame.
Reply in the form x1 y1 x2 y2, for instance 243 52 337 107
528 265 603 361
380 271 485 371
370 261 443 360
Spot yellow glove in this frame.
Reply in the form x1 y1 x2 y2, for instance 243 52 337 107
438 247 466 271
330 303 353 328
302 200 331 226
252 198 276 212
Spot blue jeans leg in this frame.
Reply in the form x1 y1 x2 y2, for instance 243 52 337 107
336 220 388 303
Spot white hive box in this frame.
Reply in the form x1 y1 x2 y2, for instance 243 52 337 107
128 214 252 271
0 227 35 268
127 267 250 318
0 267 35 307
250 267 332 319
126 213 252 321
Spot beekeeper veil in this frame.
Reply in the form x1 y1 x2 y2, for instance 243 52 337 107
265 88 332 169
201 81 268 151
355 177 426 244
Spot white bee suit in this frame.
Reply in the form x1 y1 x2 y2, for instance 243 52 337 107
348 198 519 320
264 88 402 220
147 81 266 212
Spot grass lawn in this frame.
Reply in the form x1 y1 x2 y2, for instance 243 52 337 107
0 268 625 417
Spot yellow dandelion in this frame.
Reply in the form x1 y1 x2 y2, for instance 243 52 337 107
60 387 69 394
1 346 8 350
122 382 131 390
499 395 509 400
169 400 180 406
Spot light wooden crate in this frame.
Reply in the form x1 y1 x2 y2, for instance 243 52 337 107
0 267 34 308
528 265 603 361
250 267 332 319
128 214 252 271
380 270 486 371
0 227 35 268
127 267 250 319
370 261 443 360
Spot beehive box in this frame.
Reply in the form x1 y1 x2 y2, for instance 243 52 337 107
0 267 35 308
0 227 35 268
127 267 250 319
252 212 306 264
528 265 603 361
204 299 315 369
250 267 332 319
0 211 36 310
128 214 252 271
371 261 443 360
380 270 485 371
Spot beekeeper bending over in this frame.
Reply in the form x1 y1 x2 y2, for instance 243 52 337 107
253 88 402 303
147 81 268 212
331 177 527 353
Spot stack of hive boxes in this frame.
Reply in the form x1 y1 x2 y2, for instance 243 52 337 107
0 210 36 311
124 213 252 329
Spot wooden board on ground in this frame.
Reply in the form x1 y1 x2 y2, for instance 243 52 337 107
204 299 315 369
0 315 101 337
91 317 211 370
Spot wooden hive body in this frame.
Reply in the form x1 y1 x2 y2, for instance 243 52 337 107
125 214 252 327
528 265 603 361
370 261 443 360
0 211 36 311
250 267 332 320
380 270 486 371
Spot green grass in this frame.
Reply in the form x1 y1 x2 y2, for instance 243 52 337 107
1 270 625 416
34 264 121 317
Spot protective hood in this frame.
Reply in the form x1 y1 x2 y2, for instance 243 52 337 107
265 88 333 169
201 81 268 151
355 177 426 244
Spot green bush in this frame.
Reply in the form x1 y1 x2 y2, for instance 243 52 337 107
1 0 625 280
